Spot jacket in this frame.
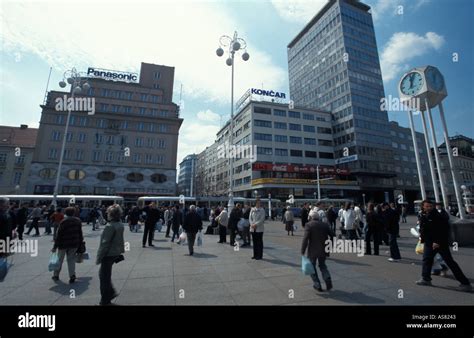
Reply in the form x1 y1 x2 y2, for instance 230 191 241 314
301 220 334 260
366 211 383 230
183 211 203 234
143 206 161 226
249 207 265 233
54 216 83 250
216 210 228 227
284 210 294 222
172 209 182 231
419 209 450 246
382 208 399 233
96 221 125 264
342 209 357 230
228 208 243 230
16 207 29 225
301 207 309 225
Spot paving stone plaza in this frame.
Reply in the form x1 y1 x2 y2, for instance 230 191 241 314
1 216 472 306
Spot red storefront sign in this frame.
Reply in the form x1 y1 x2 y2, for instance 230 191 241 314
252 163 350 175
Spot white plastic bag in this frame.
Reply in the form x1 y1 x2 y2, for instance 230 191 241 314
178 232 187 245
197 232 203 247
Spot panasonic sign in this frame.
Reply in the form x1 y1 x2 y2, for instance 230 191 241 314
87 67 138 83
251 88 286 99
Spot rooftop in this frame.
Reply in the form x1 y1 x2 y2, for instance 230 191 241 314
0 125 38 148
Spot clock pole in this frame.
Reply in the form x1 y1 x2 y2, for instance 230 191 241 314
420 108 440 203
438 101 466 219
407 110 426 200
425 98 449 209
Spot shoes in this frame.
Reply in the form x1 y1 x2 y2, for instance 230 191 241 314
251 257 255 259
459 284 472 292
388 258 400 262
69 275 76 284
431 270 441 276
217 241 223 244
326 280 333 291
313 285 323 292
52 276 59 282
416 279 432 286
149 244 155 247
142 245 146 248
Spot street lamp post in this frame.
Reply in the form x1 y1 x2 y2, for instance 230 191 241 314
52 68 90 207
362 193 366 208
216 31 250 213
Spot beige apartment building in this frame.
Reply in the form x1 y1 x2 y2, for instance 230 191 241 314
26 62 183 202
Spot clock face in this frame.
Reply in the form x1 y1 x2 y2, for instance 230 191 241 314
426 67 444 92
400 72 424 96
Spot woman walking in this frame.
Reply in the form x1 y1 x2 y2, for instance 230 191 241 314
96 204 125 306
283 207 295 236
250 199 265 260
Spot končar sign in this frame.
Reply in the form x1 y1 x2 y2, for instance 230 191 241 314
87 67 138 83
252 163 350 175
251 88 286 99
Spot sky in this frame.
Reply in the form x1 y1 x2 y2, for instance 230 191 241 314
1 0 473 169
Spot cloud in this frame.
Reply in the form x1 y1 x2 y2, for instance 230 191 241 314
380 32 444 82
177 119 220 165
196 109 221 123
0 0 286 105
271 0 328 23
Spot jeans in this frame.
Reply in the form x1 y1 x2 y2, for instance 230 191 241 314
53 248 77 278
26 218 40 235
389 232 401 259
44 221 52 234
165 221 171 237
218 225 227 243
310 256 331 288
229 227 237 246
99 256 117 304
142 223 154 246
422 242 469 285
171 229 179 242
365 227 380 255
251 232 263 259
242 226 251 245
346 229 357 240
187 232 196 254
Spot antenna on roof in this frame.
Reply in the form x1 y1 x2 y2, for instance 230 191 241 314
42 67 53 105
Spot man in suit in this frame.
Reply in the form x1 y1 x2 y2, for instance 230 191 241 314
142 202 161 248
182 205 202 256
300 203 309 228
301 209 335 292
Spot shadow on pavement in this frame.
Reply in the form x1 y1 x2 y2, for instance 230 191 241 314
329 258 372 267
260 258 299 268
320 290 385 304
192 253 218 259
49 276 93 296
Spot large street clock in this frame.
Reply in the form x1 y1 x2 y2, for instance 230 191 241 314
398 65 447 111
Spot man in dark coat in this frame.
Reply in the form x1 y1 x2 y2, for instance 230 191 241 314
382 202 401 262
15 203 29 241
416 200 471 291
301 203 309 229
228 204 243 247
142 203 161 248
301 210 335 292
182 205 202 256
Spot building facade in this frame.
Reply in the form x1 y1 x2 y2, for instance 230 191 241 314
288 0 395 201
195 99 359 200
27 62 183 200
178 154 197 196
0 125 38 194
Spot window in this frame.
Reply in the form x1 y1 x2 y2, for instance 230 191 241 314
135 137 144 147
254 106 271 115
97 171 115 181
56 115 65 124
75 150 84 161
151 95 160 103
255 120 272 128
257 147 272 155
303 125 316 133
67 169 85 180
69 115 75 126
289 111 301 118
303 113 314 120
290 136 302 144
92 151 101 162
304 138 316 145
78 133 86 143
51 131 61 141
154 72 161 79
273 109 286 117
151 173 167 183
0 153 7 164
138 122 145 131
158 124 168 132
160 110 168 117
290 150 303 157
39 168 57 179
319 152 334 159
317 127 332 134
145 154 153 164
64 149 71 160
254 133 272 141
139 107 147 115
133 153 141 164
97 119 107 128
106 135 114 145
141 94 148 101
48 149 58 160
66 132 73 142
289 123 301 131
318 139 333 146
157 139 166 148
305 151 317 158
123 106 132 114
104 151 113 162
12 172 22 185
392 142 398 148
111 105 120 113
147 138 154 147
156 155 165 165
274 122 287 129
127 172 144 182
100 103 109 112
78 116 87 127
275 148 288 156
274 135 287 143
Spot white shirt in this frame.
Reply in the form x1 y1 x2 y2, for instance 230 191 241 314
343 209 356 230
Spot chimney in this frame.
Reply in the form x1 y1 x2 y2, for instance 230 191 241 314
20 124 28 129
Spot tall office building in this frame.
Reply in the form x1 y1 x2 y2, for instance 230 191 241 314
288 0 394 200
178 154 197 196
27 62 183 201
